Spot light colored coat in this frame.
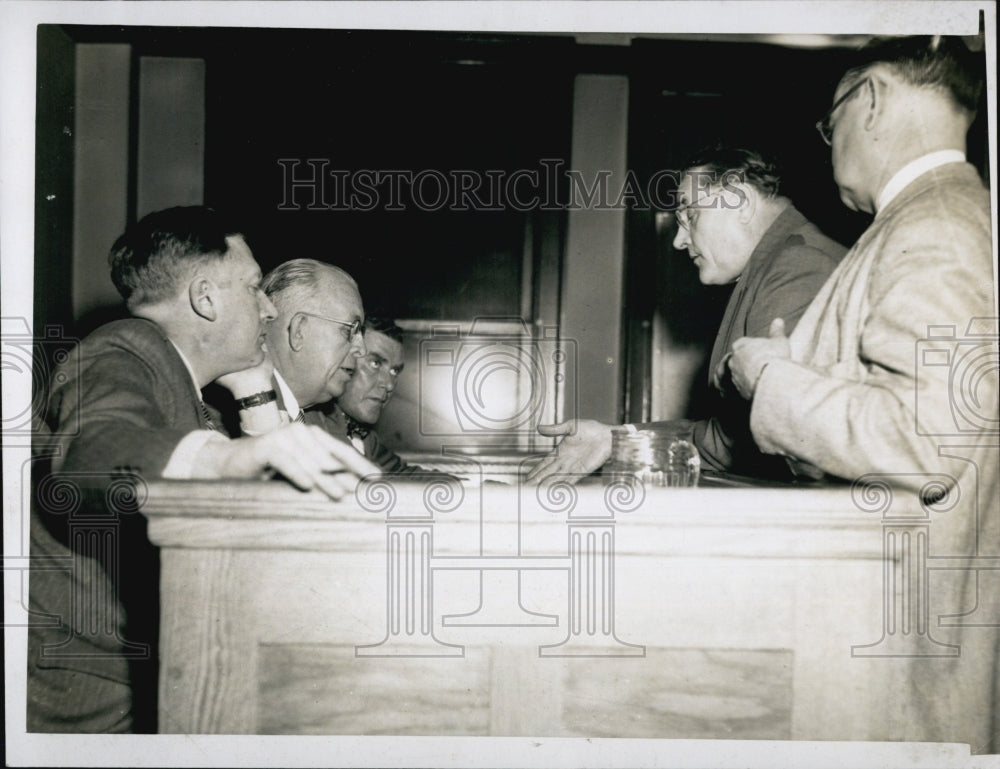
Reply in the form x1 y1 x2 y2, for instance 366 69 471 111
751 161 999 751
750 162 996 493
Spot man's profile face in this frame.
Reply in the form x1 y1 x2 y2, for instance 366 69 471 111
287 275 366 408
829 75 871 213
337 329 404 425
671 171 752 285
206 235 277 373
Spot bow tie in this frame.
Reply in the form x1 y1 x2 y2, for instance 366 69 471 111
345 415 371 440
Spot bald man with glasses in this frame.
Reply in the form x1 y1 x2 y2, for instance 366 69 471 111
219 258 371 436
223 276 454 477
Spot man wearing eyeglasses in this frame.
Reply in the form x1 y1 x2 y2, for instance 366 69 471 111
528 147 845 484
221 258 370 434
729 36 996 752
227 274 450 476
728 36 995 493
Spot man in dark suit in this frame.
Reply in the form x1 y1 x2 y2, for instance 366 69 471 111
321 317 434 475
529 148 846 483
30 207 379 733
44 208 377 490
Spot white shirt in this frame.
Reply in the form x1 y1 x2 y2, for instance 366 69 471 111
275 370 364 455
272 371 365 455
272 369 301 421
875 149 966 214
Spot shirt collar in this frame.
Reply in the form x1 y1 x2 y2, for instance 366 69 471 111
168 340 203 400
876 150 966 213
272 369 301 419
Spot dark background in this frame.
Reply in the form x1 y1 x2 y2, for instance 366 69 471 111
36 26 991 424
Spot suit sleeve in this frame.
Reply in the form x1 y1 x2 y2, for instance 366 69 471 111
750 210 996 491
365 432 459 478
690 416 735 472
48 345 195 477
366 431 411 473
683 242 841 473
744 242 840 339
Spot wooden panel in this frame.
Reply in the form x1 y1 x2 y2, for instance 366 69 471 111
259 644 490 735
255 642 791 738
561 74 629 425
562 649 792 739
33 25 76 334
143 480 883 558
73 43 130 320
143 479 996 744
157 549 258 733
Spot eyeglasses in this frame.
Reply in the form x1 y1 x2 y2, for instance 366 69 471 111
293 311 364 340
675 190 727 230
815 77 870 146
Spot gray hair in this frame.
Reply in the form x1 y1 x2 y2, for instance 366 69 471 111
841 35 983 115
261 258 356 311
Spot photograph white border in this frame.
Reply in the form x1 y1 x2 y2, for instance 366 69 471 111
3 3 996 767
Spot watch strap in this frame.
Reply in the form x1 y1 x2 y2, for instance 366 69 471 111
235 389 278 410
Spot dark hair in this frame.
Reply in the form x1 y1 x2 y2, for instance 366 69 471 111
364 316 404 344
109 206 241 309
842 35 983 114
682 146 782 198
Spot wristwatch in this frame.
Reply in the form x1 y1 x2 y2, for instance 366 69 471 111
235 389 278 410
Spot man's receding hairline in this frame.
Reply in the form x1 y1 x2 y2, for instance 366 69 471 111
315 262 358 290
840 60 972 110
263 259 360 315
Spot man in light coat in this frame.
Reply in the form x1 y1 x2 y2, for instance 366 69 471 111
729 36 996 494
729 35 997 752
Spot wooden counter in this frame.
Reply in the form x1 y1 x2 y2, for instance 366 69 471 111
139 473 990 741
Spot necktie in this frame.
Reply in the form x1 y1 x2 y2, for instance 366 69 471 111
200 402 227 435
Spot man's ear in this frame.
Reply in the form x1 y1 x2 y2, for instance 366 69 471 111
288 312 306 352
864 72 888 132
189 276 217 321
731 181 756 225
